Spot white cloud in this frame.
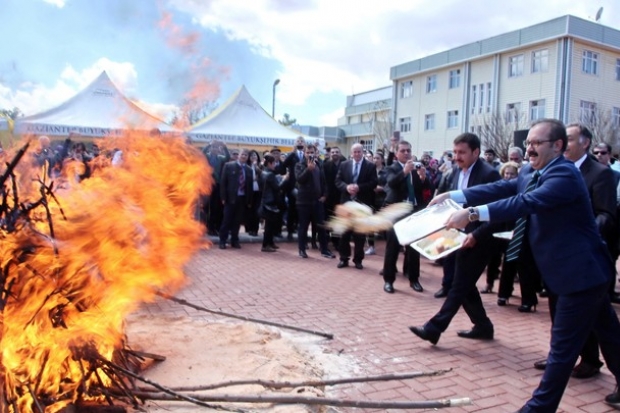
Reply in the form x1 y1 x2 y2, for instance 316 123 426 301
0 58 172 118
42 0 66 8
319 107 344 126
170 0 600 111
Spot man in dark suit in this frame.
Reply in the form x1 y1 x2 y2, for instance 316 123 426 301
432 119 620 412
323 146 346 249
381 140 433 293
409 133 500 343
334 143 378 269
219 149 253 249
278 136 306 240
535 123 617 379
294 144 334 259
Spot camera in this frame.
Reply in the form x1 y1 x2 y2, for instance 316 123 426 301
413 162 423 169
308 155 315 162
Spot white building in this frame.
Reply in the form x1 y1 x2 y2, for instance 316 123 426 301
390 14 620 156
337 86 392 153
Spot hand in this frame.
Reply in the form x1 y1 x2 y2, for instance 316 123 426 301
428 192 450 207
346 184 359 196
403 160 415 174
307 159 316 170
444 209 469 230
461 233 477 249
374 185 384 193
318 196 326 203
417 166 427 180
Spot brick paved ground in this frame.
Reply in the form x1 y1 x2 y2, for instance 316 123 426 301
140 235 620 412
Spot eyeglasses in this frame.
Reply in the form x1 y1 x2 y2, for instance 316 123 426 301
523 139 554 148
593 151 608 155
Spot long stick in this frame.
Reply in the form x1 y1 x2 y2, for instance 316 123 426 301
131 391 472 410
156 292 334 339
138 369 452 392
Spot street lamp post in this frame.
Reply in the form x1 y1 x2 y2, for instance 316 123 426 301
272 79 280 118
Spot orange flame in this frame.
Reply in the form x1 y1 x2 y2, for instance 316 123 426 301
0 131 212 412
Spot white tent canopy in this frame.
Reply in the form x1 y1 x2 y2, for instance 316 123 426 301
187 85 324 150
14 71 177 137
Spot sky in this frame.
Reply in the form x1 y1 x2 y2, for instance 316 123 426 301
0 0 616 127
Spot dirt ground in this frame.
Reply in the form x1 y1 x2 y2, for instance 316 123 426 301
125 314 357 412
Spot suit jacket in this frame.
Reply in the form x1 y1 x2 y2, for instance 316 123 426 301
260 170 281 207
463 156 613 295
334 158 378 206
383 162 433 211
220 161 253 205
323 158 343 207
579 156 617 248
295 158 326 205
278 150 303 193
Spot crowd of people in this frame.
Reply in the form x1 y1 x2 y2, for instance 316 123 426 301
201 120 620 412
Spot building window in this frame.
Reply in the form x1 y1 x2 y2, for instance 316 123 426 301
509 54 524 77
531 49 549 73
529 99 545 121
426 75 437 93
479 83 484 113
616 59 620 81
579 100 596 123
400 80 413 98
582 50 599 75
424 114 435 131
399 117 411 132
486 82 492 112
447 110 459 129
506 102 521 123
613 107 620 127
449 69 460 89
471 85 477 114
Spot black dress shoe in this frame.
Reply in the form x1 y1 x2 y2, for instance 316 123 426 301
218 242 227 249
457 328 494 340
517 303 537 313
434 287 448 298
409 326 440 345
337 260 349 268
410 280 423 292
299 249 308 258
539 289 548 298
354 262 363 270
533 359 547 370
321 250 335 259
231 242 241 249
571 361 602 378
383 282 394 293
604 387 620 409
480 284 493 294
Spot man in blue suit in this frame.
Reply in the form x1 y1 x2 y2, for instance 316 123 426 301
431 118 620 412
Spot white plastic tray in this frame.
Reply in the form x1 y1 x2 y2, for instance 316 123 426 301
393 199 463 245
410 228 467 260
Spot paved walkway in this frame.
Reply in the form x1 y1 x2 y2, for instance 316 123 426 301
140 235 620 412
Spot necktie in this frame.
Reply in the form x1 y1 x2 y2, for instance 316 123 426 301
238 165 245 195
505 171 541 262
406 172 417 204
353 162 360 183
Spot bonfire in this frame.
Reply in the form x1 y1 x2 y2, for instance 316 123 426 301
0 132 211 412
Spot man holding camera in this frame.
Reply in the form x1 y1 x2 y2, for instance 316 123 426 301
294 144 334 259
381 140 434 293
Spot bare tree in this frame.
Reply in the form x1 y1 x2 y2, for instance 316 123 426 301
0 107 22 120
365 101 393 151
279 113 297 126
169 99 218 128
473 107 527 162
573 104 620 150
